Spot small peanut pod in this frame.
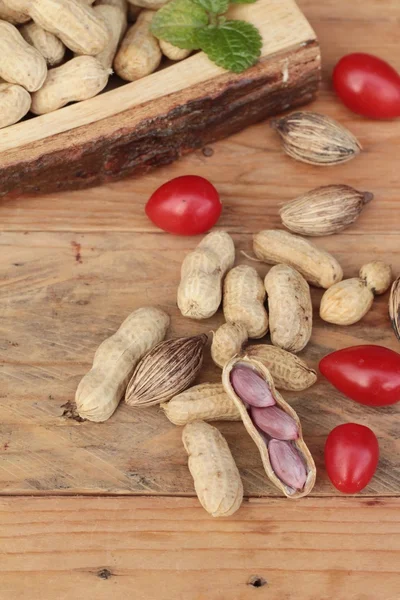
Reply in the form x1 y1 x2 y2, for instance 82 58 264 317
0 20 47 92
245 345 317 391
223 265 268 338
93 4 127 69
264 265 312 353
182 421 243 517
222 356 316 498
29 0 110 55
320 278 373 326
161 383 241 426
160 39 191 61
0 83 31 129
75 306 170 422
114 9 162 81
20 22 66 67
31 56 110 115
359 261 392 295
178 231 234 320
389 276 400 341
321 261 392 326
253 229 343 289
0 0 30 23
211 322 248 369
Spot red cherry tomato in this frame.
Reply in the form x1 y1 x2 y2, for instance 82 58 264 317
325 423 379 493
333 53 400 119
319 345 400 407
145 175 222 236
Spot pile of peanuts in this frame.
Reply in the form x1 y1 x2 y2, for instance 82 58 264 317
0 0 185 129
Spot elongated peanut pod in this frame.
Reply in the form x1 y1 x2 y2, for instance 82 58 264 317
0 21 47 92
178 231 234 320
0 0 30 23
182 421 243 517
161 383 240 426
31 56 110 115
223 265 268 338
245 345 317 391
75 307 169 422
389 277 400 341
0 83 31 129
93 4 127 68
253 229 343 289
29 0 110 55
20 22 66 66
211 322 248 369
222 356 316 498
114 9 161 81
264 265 312 353
160 39 191 61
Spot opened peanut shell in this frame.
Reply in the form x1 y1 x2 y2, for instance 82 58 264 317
222 356 316 498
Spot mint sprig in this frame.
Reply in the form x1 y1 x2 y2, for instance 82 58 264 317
151 0 262 73
151 0 208 50
196 20 262 73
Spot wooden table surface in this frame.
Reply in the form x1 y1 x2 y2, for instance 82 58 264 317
1 0 399 598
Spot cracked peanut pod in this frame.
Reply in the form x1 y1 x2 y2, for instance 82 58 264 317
222 356 316 498
359 261 392 295
253 230 343 289
264 265 312 353
280 185 373 237
223 265 268 339
211 322 248 368
161 383 240 426
178 231 235 320
114 9 161 81
0 83 31 129
29 0 109 55
0 0 30 23
160 39 191 61
75 307 170 422
245 345 317 391
31 56 110 115
271 111 361 166
389 276 400 341
0 21 47 92
320 278 373 326
92 4 127 68
182 421 243 517
20 22 66 66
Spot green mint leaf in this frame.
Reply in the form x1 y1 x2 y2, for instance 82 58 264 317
197 20 262 73
151 0 209 50
192 0 229 14
229 0 258 4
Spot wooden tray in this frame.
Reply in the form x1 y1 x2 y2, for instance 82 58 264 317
0 0 320 197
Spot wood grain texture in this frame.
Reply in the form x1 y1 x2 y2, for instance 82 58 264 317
0 0 399 500
0 0 320 197
0 496 399 600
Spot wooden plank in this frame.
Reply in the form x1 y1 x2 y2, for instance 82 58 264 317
0 496 399 600
0 232 399 495
0 0 320 197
